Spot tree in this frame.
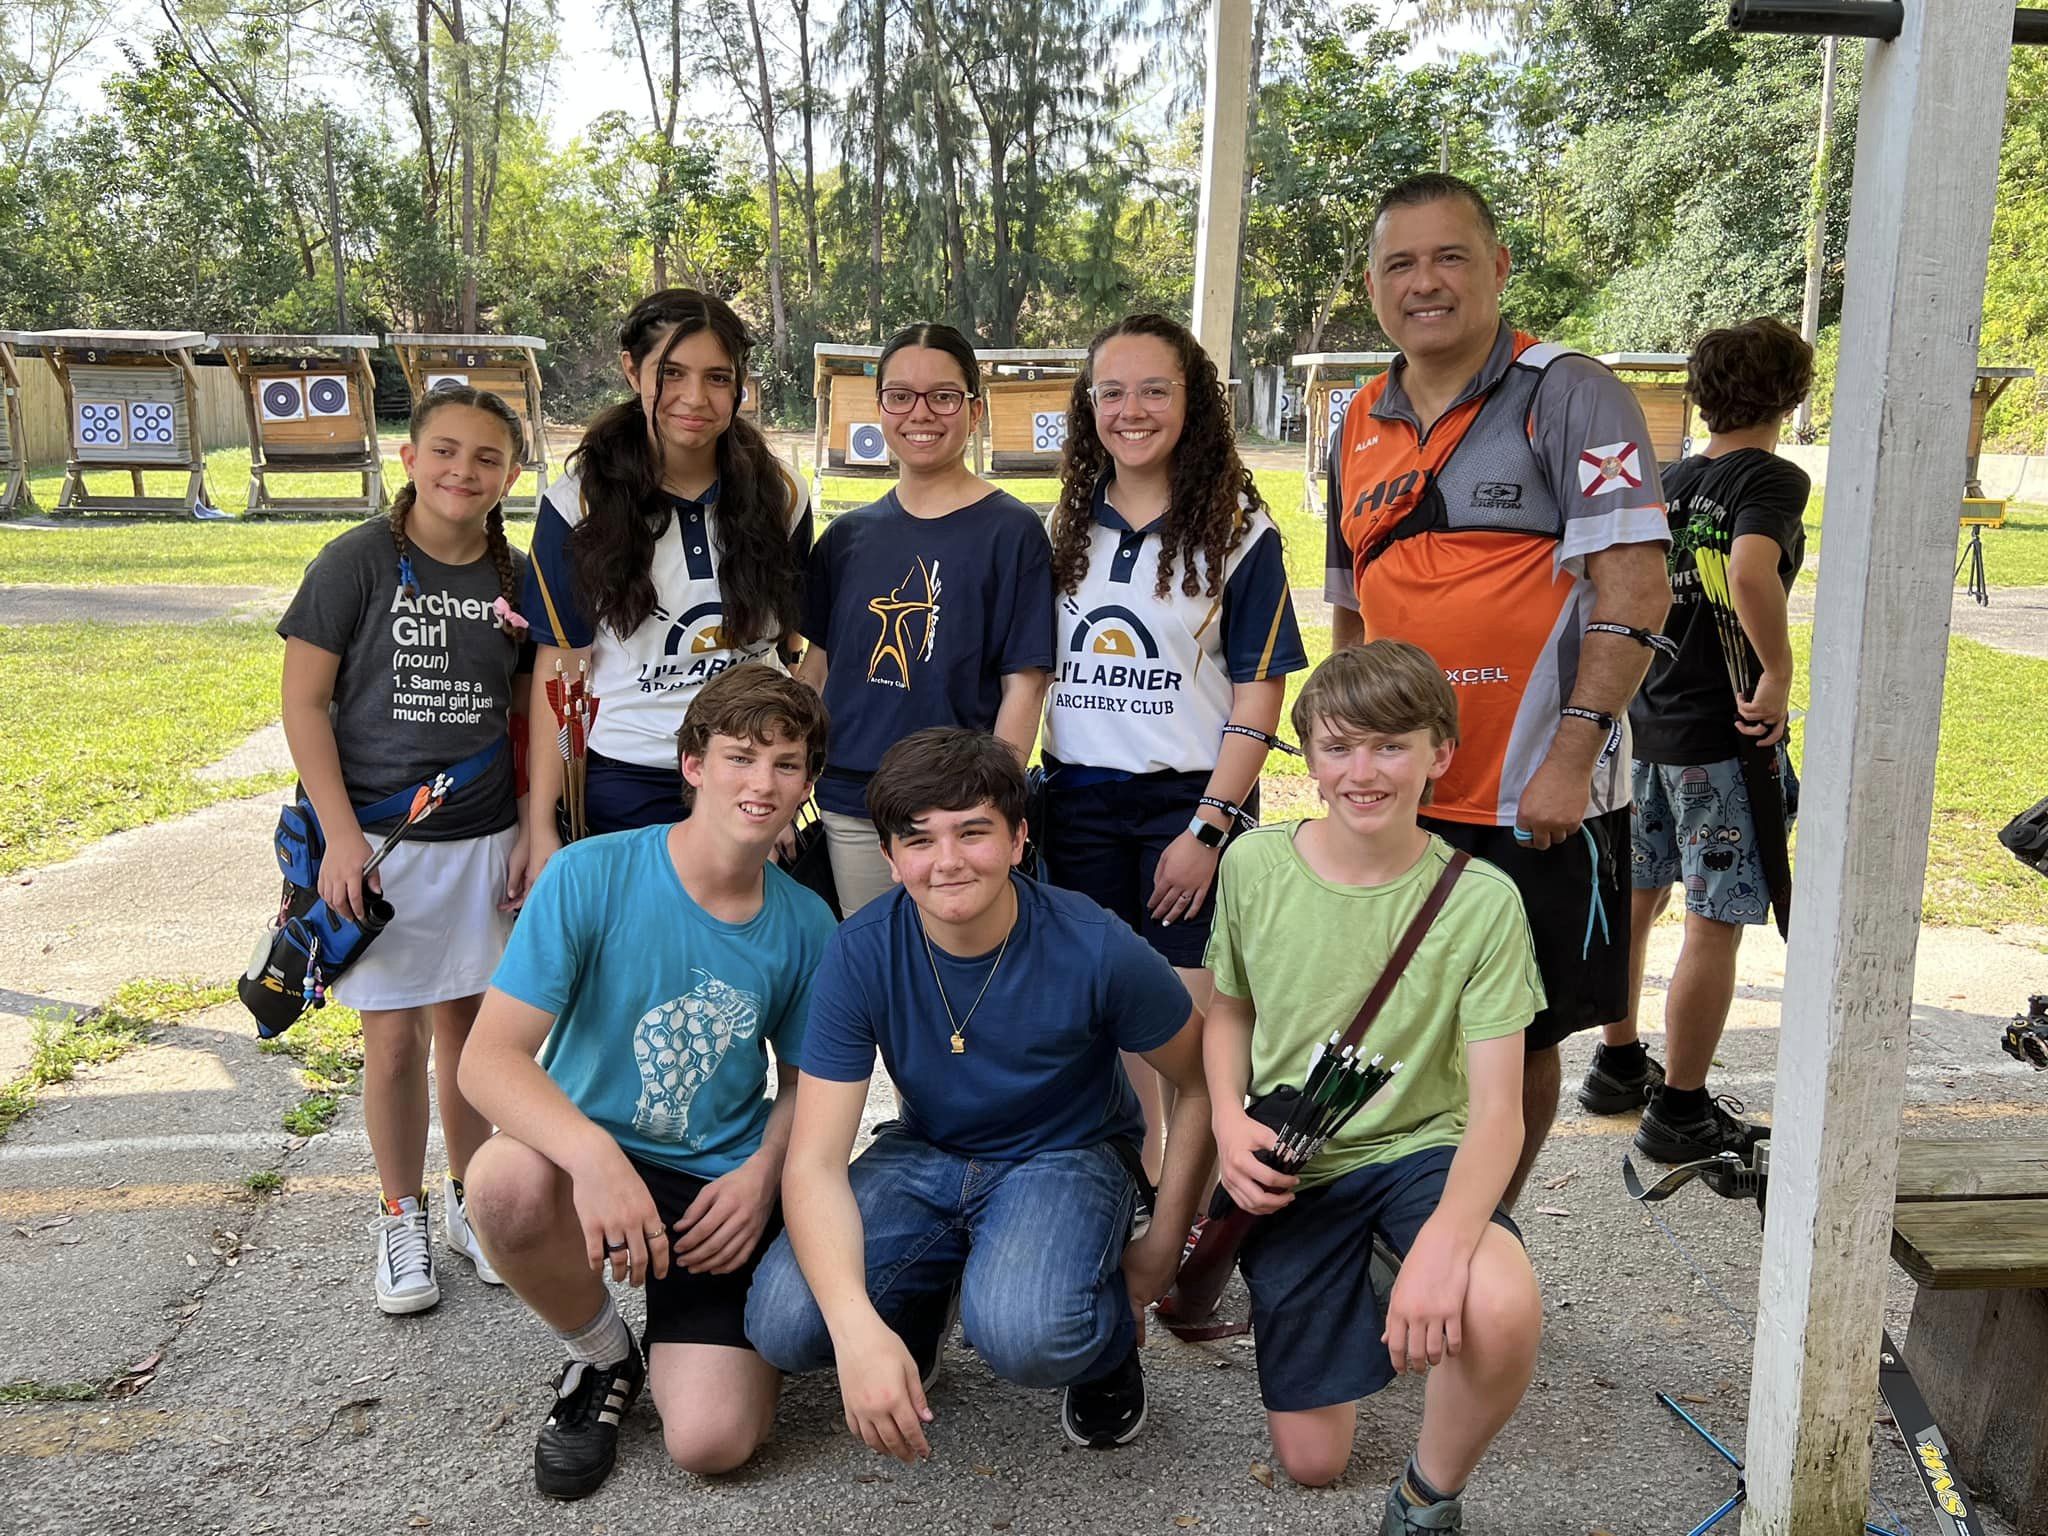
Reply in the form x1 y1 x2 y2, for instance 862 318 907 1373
0 0 116 174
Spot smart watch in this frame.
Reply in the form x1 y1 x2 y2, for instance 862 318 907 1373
1187 814 1229 849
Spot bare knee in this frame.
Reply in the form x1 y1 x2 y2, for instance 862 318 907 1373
1269 1406 1355 1488
1462 1237 1543 1378
362 1010 431 1078
663 1414 768 1476
460 1136 565 1254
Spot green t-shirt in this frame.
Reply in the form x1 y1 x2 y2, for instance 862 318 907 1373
1204 823 1545 1187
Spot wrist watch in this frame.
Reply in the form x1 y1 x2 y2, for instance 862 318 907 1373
1187 814 1228 849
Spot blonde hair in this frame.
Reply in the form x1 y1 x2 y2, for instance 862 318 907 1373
1292 640 1459 758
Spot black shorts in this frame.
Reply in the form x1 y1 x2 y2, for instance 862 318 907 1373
1238 1145 1524 1413
629 1154 781 1350
1420 805 1630 1051
1041 768 1255 970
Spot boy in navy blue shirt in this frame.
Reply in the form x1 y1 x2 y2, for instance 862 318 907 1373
458 664 836 1499
745 728 1212 1457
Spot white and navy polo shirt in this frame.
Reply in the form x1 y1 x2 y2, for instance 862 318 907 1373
519 466 813 769
1042 481 1307 775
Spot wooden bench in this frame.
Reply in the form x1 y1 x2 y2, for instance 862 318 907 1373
1892 1137 2048 1534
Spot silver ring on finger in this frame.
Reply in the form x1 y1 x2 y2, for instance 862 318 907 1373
603 1238 628 1254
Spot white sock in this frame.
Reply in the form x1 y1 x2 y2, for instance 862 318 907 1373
554 1298 631 1366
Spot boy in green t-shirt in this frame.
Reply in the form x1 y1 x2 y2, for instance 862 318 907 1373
1204 641 1546 1534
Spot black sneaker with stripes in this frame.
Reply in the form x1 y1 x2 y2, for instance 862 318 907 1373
535 1340 646 1500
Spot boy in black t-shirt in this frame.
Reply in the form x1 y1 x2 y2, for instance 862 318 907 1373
1577 318 1813 1164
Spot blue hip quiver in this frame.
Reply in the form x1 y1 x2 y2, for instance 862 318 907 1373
237 740 502 1038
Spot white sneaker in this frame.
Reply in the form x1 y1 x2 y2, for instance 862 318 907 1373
372 1194 440 1315
443 1174 504 1285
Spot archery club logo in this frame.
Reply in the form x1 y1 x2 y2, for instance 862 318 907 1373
865 557 942 689
1071 604 1158 662
1578 441 1643 497
1052 605 1183 716
635 600 762 692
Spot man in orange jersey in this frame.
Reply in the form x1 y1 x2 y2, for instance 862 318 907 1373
1325 174 1673 1207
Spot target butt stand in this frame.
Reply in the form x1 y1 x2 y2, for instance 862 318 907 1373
22 329 217 518
0 331 34 516
388 334 551 516
219 334 385 519
1289 351 1396 515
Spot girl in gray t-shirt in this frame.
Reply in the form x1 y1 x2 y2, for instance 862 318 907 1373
276 384 532 1319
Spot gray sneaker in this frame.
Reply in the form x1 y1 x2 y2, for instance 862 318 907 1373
1384 1482 1464 1534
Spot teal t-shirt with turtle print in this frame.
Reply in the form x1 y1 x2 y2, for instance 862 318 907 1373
492 824 836 1179
1205 823 1545 1187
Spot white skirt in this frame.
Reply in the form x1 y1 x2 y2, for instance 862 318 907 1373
330 826 517 1012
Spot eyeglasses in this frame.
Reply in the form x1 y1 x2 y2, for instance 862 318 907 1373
1088 381 1182 411
878 386 971 416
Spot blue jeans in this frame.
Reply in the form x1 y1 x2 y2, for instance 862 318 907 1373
745 1130 1138 1389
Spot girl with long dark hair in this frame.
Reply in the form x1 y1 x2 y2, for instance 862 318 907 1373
1040 312 1307 1178
522 290 809 870
796 322 1054 912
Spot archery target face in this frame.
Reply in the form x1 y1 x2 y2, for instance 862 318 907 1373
1327 388 1357 430
76 401 126 446
127 402 176 447
260 378 306 421
847 421 889 465
1032 411 1068 453
425 372 469 394
306 375 350 416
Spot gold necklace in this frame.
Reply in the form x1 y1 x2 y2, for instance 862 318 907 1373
919 920 1012 1055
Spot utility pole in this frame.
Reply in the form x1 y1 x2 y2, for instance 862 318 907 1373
324 114 349 332
1795 35 1837 436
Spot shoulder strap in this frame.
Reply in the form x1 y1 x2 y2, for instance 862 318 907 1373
352 737 506 826
1337 850 1470 1051
525 490 579 647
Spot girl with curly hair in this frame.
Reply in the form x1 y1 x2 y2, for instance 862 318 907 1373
1040 313 1308 1178
521 290 810 871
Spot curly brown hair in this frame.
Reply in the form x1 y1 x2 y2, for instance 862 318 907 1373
1048 313 1265 601
1687 316 1814 434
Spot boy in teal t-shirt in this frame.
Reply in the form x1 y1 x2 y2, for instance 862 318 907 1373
457 664 836 1501
1204 641 1545 1535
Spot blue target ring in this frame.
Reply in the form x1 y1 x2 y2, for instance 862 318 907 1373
850 423 886 461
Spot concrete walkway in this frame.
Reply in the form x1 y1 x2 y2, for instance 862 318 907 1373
0 584 289 628
1 782 2042 1533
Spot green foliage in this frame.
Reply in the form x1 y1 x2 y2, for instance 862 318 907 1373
0 975 233 1140
282 1094 340 1136
260 1003 365 1096
0 620 289 875
1982 50 2048 450
244 1169 285 1195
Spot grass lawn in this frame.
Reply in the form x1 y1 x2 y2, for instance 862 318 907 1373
0 620 290 875
1800 490 2048 589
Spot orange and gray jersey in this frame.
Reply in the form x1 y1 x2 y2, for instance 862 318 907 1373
1324 326 1668 827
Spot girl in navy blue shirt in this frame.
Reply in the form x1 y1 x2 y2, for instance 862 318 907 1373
798 323 1055 912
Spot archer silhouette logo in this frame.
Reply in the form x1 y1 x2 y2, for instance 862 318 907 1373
866 557 943 689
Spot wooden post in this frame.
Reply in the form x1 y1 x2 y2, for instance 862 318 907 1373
1740 4 2015 1532
1191 0 1252 370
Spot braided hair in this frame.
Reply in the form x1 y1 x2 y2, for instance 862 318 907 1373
390 384 526 624
1049 313 1264 601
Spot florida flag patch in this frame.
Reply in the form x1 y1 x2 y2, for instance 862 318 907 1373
1578 441 1643 497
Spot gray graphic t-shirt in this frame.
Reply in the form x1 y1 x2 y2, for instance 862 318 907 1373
278 517 528 841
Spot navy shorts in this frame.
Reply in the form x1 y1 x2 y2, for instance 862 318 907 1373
1040 767 1254 970
629 1154 780 1349
1238 1144 1523 1413
1421 806 1630 1051
585 749 688 836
